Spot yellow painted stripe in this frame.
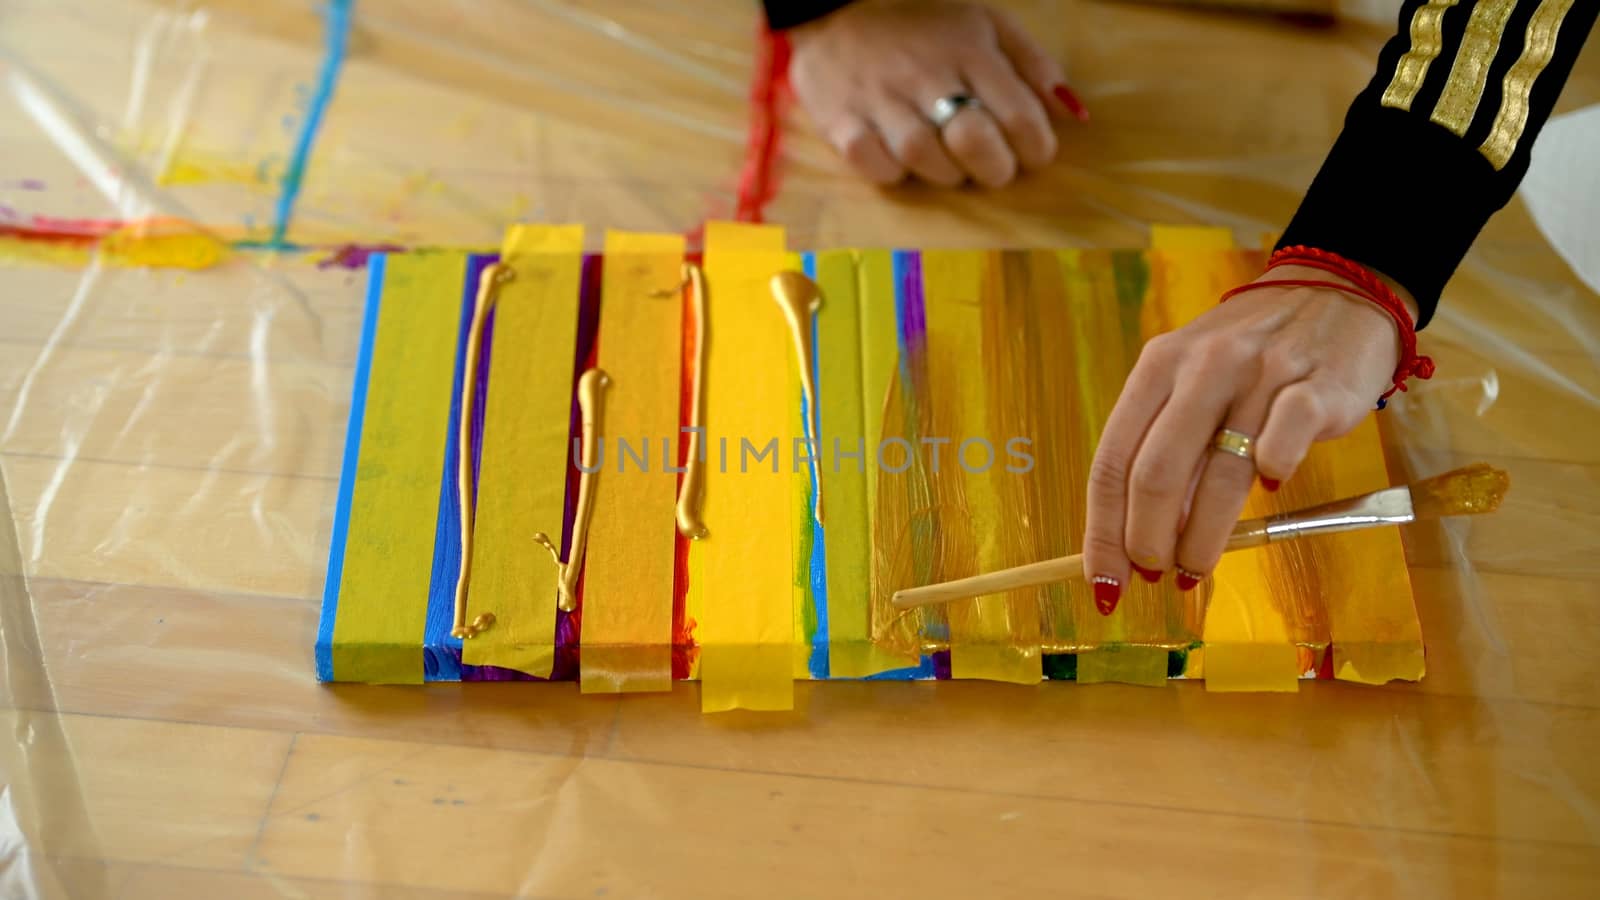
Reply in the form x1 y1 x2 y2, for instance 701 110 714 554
856 249 923 671
1320 418 1424 684
1382 0 1463 111
1431 0 1518 135
698 221 794 711
857 249 899 591
1148 225 1421 688
923 250 1041 684
817 250 904 676
462 225 586 677
333 252 469 683
1148 227 1302 692
1481 0 1579 169
579 231 684 693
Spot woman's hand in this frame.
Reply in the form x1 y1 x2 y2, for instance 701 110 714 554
786 1 1085 188
1082 269 1414 612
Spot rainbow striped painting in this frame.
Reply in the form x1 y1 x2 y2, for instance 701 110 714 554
317 223 1423 711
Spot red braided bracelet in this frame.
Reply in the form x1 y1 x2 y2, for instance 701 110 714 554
1219 245 1435 409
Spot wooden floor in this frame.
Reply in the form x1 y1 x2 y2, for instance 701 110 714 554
2 1 1598 897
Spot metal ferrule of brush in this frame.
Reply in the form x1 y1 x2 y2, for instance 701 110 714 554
1263 486 1416 542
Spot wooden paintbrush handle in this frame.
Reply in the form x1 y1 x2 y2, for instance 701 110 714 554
890 554 1087 609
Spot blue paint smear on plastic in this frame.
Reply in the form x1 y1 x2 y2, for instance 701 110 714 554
863 656 937 680
802 253 830 679
316 252 385 681
422 254 496 680
267 0 354 248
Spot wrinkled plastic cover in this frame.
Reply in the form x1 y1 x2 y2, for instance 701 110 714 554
2 0 1598 896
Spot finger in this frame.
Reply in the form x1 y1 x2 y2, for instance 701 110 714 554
938 104 1017 188
1123 338 1251 579
987 7 1085 120
961 53 1056 170
1084 334 1180 614
873 98 964 187
1173 386 1280 589
828 115 906 185
1253 376 1369 482
901 76 1017 187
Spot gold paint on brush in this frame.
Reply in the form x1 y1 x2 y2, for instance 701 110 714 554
670 263 710 540
534 367 610 613
769 270 824 526
452 263 513 639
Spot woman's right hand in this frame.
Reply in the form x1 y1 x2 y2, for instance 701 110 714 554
786 1 1087 189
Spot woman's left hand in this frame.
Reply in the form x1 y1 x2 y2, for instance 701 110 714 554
1081 268 1413 611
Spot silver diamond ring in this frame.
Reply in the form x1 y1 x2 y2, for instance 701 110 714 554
929 94 983 129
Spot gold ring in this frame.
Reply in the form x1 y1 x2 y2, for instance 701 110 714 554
1212 428 1255 461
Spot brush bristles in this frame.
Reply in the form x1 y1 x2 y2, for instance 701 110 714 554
1410 463 1510 519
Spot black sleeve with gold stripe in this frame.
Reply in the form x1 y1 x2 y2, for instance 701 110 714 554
1278 0 1597 327
763 0 856 29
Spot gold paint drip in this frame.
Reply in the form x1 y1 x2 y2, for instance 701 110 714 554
669 263 710 540
452 263 514 639
534 367 610 613
769 270 824 526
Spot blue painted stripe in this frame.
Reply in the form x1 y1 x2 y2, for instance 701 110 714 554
422 254 495 681
316 252 386 681
267 0 354 248
802 253 829 679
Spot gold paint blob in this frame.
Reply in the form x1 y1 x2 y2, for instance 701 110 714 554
1410 463 1511 519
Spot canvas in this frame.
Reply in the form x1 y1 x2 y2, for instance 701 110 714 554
316 222 1423 711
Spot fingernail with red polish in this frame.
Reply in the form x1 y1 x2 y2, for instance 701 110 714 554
1092 575 1121 616
1175 567 1204 592
1052 84 1091 122
1131 563 1163 583
1260 477 1281 492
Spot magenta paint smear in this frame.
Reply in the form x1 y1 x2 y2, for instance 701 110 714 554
3 179 47 191
318 243 406 270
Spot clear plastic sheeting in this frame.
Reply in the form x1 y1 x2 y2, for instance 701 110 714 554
1 0 1598 896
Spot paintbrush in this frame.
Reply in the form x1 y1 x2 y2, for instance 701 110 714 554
890 463 1509 611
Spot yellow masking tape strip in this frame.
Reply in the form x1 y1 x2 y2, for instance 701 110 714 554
1077 646 1170 687
923 250 1041 684
818 250 903 676
462 225 586 677
333 252 469 683
579 231 684 693
1149 226 1302 692
699 221 795 711
1150 224 1236 251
